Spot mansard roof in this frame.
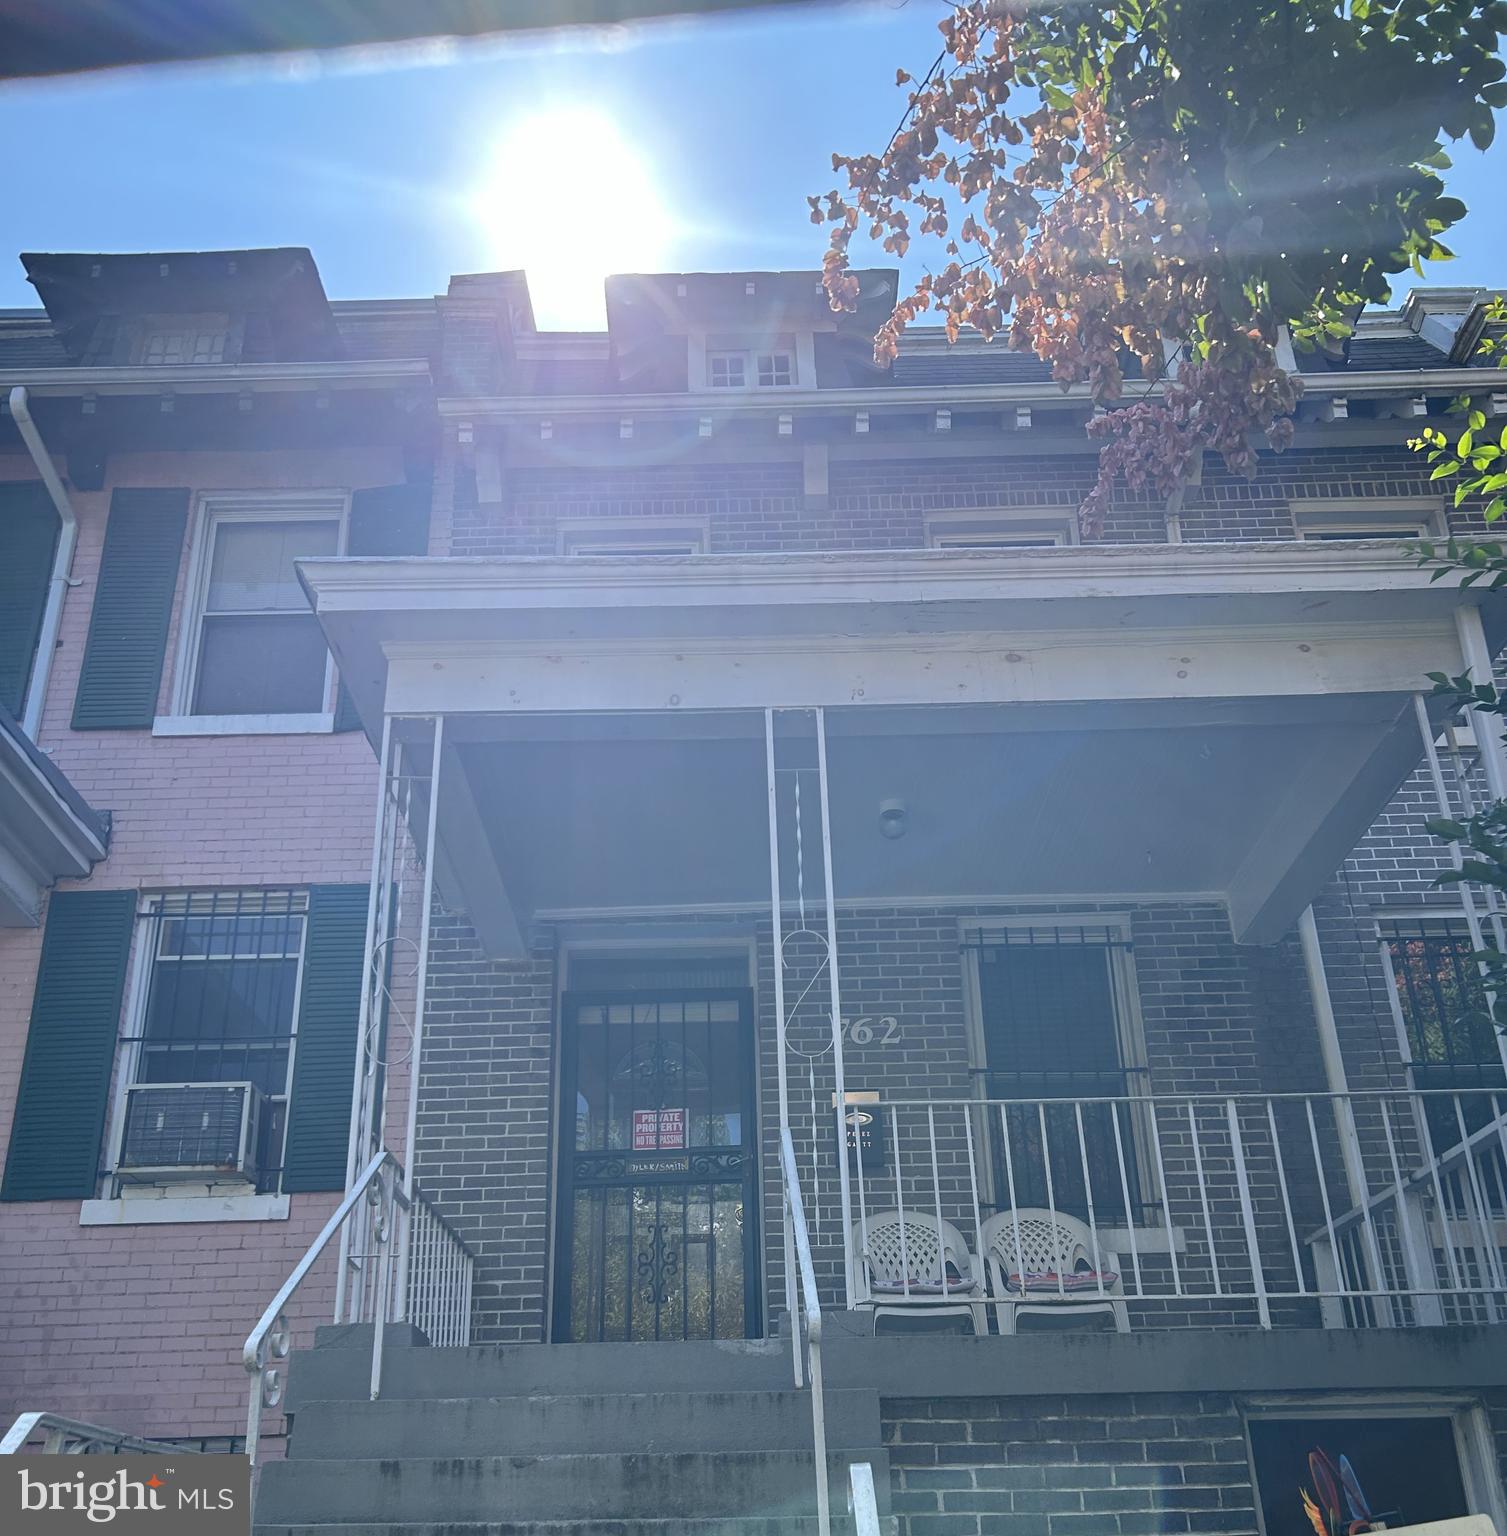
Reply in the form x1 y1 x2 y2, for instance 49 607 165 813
0 252 1500 397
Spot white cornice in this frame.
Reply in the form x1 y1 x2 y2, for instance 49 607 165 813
438 365 1507 423
299 539 1462 611
0 358 431 399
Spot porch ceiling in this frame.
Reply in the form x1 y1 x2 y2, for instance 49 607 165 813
435 694 1418 950
299 543 1507 952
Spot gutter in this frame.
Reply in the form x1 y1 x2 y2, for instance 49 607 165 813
8 386 76 740
0 357 430 399
439 364 1507 423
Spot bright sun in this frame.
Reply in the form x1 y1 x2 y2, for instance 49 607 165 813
471 108 673 331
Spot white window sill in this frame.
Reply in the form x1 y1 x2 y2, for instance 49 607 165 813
152 712 334 738
80 1193 290 1226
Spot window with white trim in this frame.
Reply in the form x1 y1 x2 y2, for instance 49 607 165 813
756 352 793 387
178 496 344 719
1292 502 1440 540
559 519 708 557
1379 915 1503 1090
963 919 1155 1225
707 352 747 389
1244 1403 1506 1536
704 339 798 390
113 889 308 1194
925 510 1077 548
931 528 1071 549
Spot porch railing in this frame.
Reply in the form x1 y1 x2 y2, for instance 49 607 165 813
780 1126 830 1536
403 1185 475 1349
1 1413 205 1456
844 1089 1507 1328
243 1149 475 1465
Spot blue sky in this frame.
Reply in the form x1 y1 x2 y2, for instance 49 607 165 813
0 0 1502 329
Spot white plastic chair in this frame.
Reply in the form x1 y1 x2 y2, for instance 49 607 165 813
850 1210 986 1334
979 1208 1129 1334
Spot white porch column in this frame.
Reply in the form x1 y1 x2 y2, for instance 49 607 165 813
1296 905 1368 1211
337 716 398 1324
396 716 445 1320
1455 603 1507 804
814 708 855 1310
1413 694 1507 1072
1297 905 1398 1326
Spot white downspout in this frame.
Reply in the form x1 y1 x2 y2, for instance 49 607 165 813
9 386 78 740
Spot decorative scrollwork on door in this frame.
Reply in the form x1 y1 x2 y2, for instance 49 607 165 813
634 1222 681 1306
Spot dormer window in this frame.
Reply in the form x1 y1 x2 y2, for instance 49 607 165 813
757 352 793 387
136 313 231 366
708 352 747 389
701 334 802 390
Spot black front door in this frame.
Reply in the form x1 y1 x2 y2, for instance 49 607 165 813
554 988 760 1341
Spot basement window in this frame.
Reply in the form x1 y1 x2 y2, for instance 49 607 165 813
1244 1405 1505 1536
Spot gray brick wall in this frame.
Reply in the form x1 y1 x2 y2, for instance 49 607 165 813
423 330 1500 1349
883 1391 1507 1536
414 898 1353 1341
883 1393 1260 1536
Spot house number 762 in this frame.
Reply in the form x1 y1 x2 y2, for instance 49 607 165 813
843 1016 900 1046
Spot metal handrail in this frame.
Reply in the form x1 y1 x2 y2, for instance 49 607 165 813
849 1461 883 1536
873 1087 1507 1108
2 1412 202 1455
242 1148 407 1465
1321 1101 1507 1239
780 1126 829 1536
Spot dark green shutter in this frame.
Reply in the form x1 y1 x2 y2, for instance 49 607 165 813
0 482 60 718
282 884 369 1192
333 482 432 732
72 488 189 729
2 889 135 1201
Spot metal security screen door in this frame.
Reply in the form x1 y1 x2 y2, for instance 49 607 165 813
554 988 760 1342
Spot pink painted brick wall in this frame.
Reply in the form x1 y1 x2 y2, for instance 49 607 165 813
0 447 399 1444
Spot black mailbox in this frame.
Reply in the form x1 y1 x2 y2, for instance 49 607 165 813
835 1094 886 1176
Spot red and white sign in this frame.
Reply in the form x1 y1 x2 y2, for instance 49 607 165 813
632 1107 686 1151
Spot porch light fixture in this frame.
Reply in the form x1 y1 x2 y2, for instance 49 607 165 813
878 798 908 839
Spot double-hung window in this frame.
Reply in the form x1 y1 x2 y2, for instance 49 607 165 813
177 495 344 723
1380 915 1506 1146
966 920 1152 1224
1380 916 1505 1094
118 889 308 1193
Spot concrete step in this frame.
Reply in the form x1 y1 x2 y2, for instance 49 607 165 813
286 1341 795 1412
254 1450 892 1527
288 1390 881 1458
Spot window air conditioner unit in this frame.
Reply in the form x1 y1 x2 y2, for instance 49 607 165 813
116 1082 262 1183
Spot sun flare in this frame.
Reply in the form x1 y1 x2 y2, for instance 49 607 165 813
471 107 672 330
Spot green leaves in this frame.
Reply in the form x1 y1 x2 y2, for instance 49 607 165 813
820 0 1506 534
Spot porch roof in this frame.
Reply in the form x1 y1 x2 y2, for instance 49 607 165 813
299 542 1506 952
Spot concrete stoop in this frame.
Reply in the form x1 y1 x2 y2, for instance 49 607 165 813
254 1339 892 1536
